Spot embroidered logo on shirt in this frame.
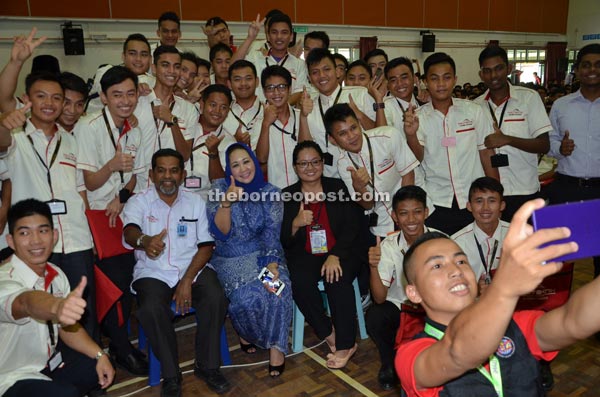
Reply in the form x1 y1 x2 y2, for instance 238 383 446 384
63 152 77 162
496 336 515 358
457 119 474 127
147 215 159 223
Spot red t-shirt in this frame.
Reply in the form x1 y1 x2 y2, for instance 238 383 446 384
396 310 559 397
304 201 336 255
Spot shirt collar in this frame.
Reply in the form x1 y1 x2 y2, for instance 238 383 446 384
10 254 54 291
231 96 260 115
319 85 342 106
149 183 184 207
24 118 62 137
473 221 501 242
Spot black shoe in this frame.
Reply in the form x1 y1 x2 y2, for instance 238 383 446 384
378 364 399 391
161 376 182 397
540 360 554 391
194 366 231 394
111 350 148 376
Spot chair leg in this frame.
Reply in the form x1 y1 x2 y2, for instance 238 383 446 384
147 344 162 387
220 325 232 365
353 278 368 340
292 303 306 353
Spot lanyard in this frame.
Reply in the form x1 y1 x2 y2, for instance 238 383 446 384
265 53 289 69
271 109 297 141
102 109 129 184
318 87 343 149
153 100 176 149
190 125 223 171
474 235 499 276
230 101 262 131
26 129 62 197
487 99 509 129
424 323 503 397
396 98 407 114
347 133 375 190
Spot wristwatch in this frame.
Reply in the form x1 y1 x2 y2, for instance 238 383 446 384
166 115 178 127
95 351 105 360
136 234 147 248
373 102 385 111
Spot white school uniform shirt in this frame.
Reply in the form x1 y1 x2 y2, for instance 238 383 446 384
306 85 376 178
185 123 236 202
337 126 419 237
246 50 309 102
122 187 213 288
3 121 93 254
135 91 200 189
416 98 494 209
263 105 301 189
0 160 9 250
378 228 440 309
452 220 510 280
474 84 552 196
75 107 146 209
222 97 264 150
0 257 71 395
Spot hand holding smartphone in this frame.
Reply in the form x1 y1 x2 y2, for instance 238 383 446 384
258 267 286 296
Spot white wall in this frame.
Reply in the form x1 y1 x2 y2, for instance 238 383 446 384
0 16 565 95
566 0 600 49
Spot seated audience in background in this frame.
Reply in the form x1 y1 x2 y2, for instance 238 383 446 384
0 199 114 397
207 143 293 378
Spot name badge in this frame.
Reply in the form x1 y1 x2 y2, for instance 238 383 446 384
48 350 63 372
46 199 67 215
177 223 187 237
309 225 328 254
441 136 457 147
184 176 202 189
323 152 334 166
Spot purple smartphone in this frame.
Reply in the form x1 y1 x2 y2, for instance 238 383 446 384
532 199 600 262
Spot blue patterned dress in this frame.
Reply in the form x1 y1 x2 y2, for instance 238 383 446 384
206 178 293 353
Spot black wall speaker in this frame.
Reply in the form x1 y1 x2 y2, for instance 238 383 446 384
422 34 435 52
63 27 85 56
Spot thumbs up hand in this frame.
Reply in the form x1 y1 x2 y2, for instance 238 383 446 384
0 101 31 131
368 236 382 268
225 175 244 204
56 276 87 326
109 143 133 172
560 130 575 156
292 201 314 229
144 229 167 259
402 104 419 137
299 86 313 117
347 166 370 193
484 120 510 149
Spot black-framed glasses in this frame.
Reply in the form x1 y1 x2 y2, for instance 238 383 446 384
265 83 289 93
295 159 323 169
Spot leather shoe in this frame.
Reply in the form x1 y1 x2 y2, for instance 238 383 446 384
540 360 554 391
378 364 399 391
194 366 231 394
161 376 182 397
111 350 148 376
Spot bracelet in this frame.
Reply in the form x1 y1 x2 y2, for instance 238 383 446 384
220 201 232 208
95 351 105 360
207 152 219 159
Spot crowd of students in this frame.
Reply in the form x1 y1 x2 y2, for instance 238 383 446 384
0 8 599 397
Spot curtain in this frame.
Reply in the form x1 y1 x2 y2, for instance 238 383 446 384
359 36 378 60
545 42 567 86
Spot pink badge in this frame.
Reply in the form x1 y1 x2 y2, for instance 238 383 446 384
441 136 457 147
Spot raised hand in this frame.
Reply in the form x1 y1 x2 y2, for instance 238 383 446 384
368 236 381 268
0 101 31 131
484 122 510 149
187 77 209 103
262 102 279 125
11 27 47 64
299 86 314 117
347 166 370 193
109 143 133 172
225 175 244 203
152 102 173 123
143 229 167 259
138 83 152 97
403 104 419 137
559 130 575 156
56 276 87 326
248 14 265 40
206 133 225 154
292 202 314 229
234 124 251 146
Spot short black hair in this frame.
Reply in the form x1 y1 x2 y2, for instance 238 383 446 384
153 45 180 65
196 57 211 72
209 43 233 62
152 148 184 171
8 199 53 235
266 12 292 31
333 53 349 70
384 57 414 79
478 45 509 67
304 31 330 49
403 231 451 283
392 185 427 211
201 84 232 104
228 59 257 80
323 103 357 136
100 66 138 94
59 72 89 101
347 60 372 78
181 51 198 66
25 72 63 96
265 9 284 26
468 176 505 202
123 33 151 54
305 48 336 70
158 11 180 28
424 52 456 76
205 16 228 28
364 48 388 63
293 140 324 164
261 65 292 88
575 43 600 68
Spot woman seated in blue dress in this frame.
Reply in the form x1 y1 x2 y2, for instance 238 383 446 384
281 141 364 368
206 142 292 377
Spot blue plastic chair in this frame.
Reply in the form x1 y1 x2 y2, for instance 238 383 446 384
137 301 232 387
291 278 368 353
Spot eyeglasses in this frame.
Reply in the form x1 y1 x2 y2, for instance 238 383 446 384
265 83 289 93
296 159 323 169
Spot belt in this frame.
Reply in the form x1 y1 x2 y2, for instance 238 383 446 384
556 173 600 188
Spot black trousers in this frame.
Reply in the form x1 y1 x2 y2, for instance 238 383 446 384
365 301 400 367
425 197 474 236
546 174 600 277
288 253 360 350
132 268 227 378
51 249 98 342
4 340 100 397
96 252 136 356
